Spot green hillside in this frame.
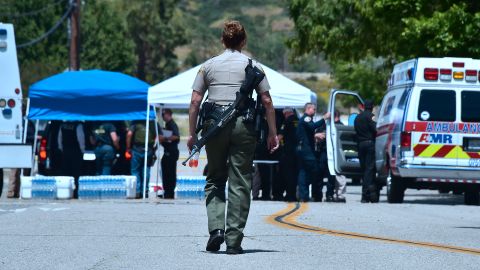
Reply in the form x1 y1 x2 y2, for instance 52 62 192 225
176 0 328 73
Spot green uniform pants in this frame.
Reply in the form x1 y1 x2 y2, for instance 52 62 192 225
204 117 256 248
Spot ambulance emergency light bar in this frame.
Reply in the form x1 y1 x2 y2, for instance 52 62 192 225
424 62 479 83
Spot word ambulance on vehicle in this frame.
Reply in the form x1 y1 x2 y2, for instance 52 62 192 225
327 57 480 205
0 23 32 169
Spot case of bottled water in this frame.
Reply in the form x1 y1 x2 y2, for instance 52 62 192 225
78 175 136 200
20 176 74 200
175 175 206 200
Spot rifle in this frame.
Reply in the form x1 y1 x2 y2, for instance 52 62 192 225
182 59 265 166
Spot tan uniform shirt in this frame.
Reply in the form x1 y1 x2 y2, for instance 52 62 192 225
192 49 271 105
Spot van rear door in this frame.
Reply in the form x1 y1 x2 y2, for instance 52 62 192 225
458 90 480 169
408 88 458 168
326 89 364 177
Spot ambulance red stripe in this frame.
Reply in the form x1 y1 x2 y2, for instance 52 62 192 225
432 145 455 158
413 144 429 156
467 152 480 158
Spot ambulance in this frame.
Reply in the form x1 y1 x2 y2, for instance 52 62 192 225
0 23 32 169
327 57 480 205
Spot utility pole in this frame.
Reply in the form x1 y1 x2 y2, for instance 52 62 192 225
69 0 81 71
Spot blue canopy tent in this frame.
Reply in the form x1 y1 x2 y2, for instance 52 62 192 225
28 70 153 121
27 70 156 198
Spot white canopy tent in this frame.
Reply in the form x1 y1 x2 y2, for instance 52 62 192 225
144 64 317 199
148 64 317 108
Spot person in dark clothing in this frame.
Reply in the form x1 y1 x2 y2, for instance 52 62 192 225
278 107 299 201
296 103 330 202
253 113 279 201
314 122 336 202
93 122 119 175
271 109 286 201
354 100 378 203
58 121 85 198
127 120 158 199
112 121 131 175
159 109 179 199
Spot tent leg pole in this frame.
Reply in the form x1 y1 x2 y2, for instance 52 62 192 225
153 107 160 196
30 120 39 176
158 105 164 197
143 105 151 200
22 99 31 177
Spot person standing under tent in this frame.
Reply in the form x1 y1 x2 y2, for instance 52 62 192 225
93 121 119 175
159 109 179 199
127 120 158 199
58 121 86 198
277 107 299 202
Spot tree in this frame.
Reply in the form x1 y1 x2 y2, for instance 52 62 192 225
1 0 137 91
127 0 187 83
288 0 480 101
0 0 70 92
80 0 136 74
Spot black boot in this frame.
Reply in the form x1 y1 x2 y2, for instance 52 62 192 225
206 229 224 252
369 185 379 203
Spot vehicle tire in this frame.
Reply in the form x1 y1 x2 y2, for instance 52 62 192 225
464 191 480 206
438 188 450 194
351 177 361 185
452 190 463 195
387 170 405 203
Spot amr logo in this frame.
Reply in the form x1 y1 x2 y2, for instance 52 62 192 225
419 133 453 144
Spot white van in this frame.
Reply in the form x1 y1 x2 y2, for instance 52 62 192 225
0 23 32 168
327 57 480 205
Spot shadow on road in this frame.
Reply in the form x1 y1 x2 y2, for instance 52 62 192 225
454 227 480 230
402 193 465 206
202 249 280 255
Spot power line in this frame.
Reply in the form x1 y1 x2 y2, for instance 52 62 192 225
17 2 74 49
0 0 67 18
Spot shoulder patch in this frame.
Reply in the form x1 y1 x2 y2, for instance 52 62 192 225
304 116 312 122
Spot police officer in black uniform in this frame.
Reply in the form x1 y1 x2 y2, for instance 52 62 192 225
278 107 299 201
159 108 179 199
58 121 85 198
354 100 378 203
296 103 330 202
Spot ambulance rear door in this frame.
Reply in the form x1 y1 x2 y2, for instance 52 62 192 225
457 89 480 169
406 58 471 169
326 89 364 177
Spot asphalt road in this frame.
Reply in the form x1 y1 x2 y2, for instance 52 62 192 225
0 181 479 270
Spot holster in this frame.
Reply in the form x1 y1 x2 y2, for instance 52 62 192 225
196 102 215 133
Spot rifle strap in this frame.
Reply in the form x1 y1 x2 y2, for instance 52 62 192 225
248 58 254 99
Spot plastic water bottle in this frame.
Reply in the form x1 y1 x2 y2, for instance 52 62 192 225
188 152 200 168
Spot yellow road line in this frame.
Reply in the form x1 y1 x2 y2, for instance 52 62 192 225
266 203 480 256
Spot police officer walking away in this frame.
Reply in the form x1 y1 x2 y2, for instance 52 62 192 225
188 20 279 254
296 103 330 202
159 108 179 199
354 100 378 203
